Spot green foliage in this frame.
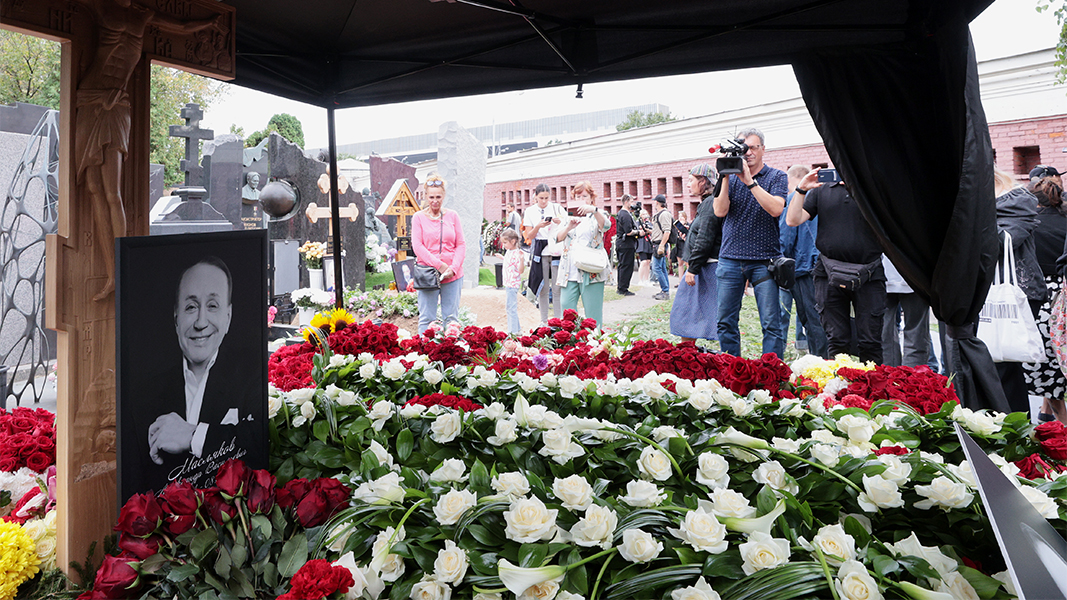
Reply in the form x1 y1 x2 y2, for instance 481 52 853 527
0 31 60 109
246 113 305 148
1037 1 1067 83
149 66 227 186
616 109 677 132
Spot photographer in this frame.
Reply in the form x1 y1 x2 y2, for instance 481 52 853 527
713 127 788 358
787 168 885 363
614 196 641 296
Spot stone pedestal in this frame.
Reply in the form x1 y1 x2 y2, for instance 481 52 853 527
436 122 486 289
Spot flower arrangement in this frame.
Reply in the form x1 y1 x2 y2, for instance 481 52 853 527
344 289 419 321
365 234 395 274
291 287 334 311
253 319 1064 600
76 459 351 599
0 408 55 478
0 519 39 599
482 219 507 256
268 305 278 326
299 241 327 270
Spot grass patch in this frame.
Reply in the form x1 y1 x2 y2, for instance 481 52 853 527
364 267 497 290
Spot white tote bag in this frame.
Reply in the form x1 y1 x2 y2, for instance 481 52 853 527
976 232 1046 363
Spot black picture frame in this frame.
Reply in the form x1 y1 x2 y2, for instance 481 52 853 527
116 230 269 506
392 258 415 292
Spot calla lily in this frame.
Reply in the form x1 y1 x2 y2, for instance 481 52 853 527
896 581 955 600
513 394 531 427
496 558 565 595
717 427 771 450
721 499 786 534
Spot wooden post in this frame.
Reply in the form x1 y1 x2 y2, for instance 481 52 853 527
1 0 235 578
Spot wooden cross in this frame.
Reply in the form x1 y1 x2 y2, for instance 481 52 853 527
306 201 360 252
376 179 422 260
169 102 214 187
1 0 235 579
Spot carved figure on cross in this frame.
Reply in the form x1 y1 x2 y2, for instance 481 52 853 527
169 103 214 187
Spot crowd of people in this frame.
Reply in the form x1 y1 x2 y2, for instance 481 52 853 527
417 137 1067 424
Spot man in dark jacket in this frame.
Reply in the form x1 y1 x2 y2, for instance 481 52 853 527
615 196 640 296
787 169 885 363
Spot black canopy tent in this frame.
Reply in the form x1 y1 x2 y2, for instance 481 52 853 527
222 0 1004 409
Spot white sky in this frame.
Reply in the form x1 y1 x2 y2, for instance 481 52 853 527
201 0 1061 150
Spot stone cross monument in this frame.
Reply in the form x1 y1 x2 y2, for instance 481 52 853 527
169 102 214 187
1 0 235 578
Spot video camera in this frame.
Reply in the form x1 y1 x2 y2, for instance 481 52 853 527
709 138 749 175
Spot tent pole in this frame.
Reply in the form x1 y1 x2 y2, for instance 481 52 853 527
327 106 343 309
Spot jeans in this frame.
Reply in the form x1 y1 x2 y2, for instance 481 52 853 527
716 258 784 357
417 275 463 333
651 252 669 293
882 293 931 367
791 274 828 358
506 287 521 333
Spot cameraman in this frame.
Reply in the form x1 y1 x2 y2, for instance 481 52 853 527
615 196 641 296
713 127 788 358
787 169 885 364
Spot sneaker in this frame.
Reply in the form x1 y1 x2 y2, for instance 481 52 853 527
653 292 669 300
619 290 636 297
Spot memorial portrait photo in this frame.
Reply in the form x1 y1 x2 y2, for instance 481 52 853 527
116 230 268 504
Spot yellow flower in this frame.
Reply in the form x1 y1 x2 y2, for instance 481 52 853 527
303 308 357 347
802 354 875 387
0 520 40 600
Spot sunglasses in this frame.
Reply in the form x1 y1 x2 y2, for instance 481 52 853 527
426 180 444 187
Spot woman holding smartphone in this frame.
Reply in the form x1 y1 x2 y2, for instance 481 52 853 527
555 181 611 327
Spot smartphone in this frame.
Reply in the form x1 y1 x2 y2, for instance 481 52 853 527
817 168 841 184
543 216 553 222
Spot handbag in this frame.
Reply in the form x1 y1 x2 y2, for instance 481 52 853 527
572 246 609 273
768 256 796 289
976 232 1045 363
821 256 879 291
412 216 444 290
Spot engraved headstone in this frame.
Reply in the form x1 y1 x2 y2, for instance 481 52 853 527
436 121 486 288
241 171 265 230
200 133 244 230
149 164 165 208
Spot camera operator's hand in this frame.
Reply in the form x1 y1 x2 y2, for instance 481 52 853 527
739 159 754 187
797 169 823 194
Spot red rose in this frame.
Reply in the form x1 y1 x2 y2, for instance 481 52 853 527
216 459 252 497
88 555 140 598
563 309 579 321
315 477 352 510
25 451 52 472
114 492 163 538
0 456 17 472
1015 453 1056 479
118 533 163 560
247 469 278 514
560 319 576 332
294 487 329 527
1041 436 1067 461
34 436 56 453
9 416 36 433
161 481 200 515
553 331 572 344
580 318 597 330
873 445 910 456
278 478 313 509
201 488 238 525
1035 421 1067 441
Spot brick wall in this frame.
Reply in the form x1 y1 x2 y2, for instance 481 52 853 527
483 114 1067 220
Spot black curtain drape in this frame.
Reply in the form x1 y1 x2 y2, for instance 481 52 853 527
792 18 1008 411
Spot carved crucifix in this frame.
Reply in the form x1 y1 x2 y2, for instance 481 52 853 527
1 0 235 579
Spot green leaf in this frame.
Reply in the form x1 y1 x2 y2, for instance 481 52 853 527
250 514 273 539
467 524 504 546
842 516 871 549
313 419 331 442
518 543 549 567
603 565 702 600
470 459 490 491
279 532 309 578
214 543 232 578
230 543 248 570
872 554 899 577
167 563 201 583
703 551 745 579
397 428 415 462
674 546 704 565
719 562 827 600
897 555 942 582
957 565 1004 599
190 529 219 561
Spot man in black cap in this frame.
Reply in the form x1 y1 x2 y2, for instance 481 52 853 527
1030 165 1065 202
615 195 641 296
650 194 674 300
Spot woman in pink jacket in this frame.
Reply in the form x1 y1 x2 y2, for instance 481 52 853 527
411 173 466 333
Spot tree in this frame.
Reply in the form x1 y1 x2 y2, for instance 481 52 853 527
616 109 677 132
1037 1 1067 82
245 113 305 148
149 66 226 185
0 31 61 109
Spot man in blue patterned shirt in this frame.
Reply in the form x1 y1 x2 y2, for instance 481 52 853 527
713 127 789 358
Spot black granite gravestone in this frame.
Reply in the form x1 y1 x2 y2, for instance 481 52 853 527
149 164 165 208
201 133 244 230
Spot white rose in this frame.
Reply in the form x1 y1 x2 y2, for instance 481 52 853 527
570 504 618 549
637 446 673 481
433 539 469 584
382 360 407 380
296 401 317 426
371 526 406 582
540 373 558 388
810 443 841 468
951 405 1002 436
552 475 594 511
596 379 618 397
410 574 452 600
739 532 791 575
491 472 531 498
695 452 730 490
369 401 394 422
988 453 1022 479
559 375 586 398
1019 486 1060 519
556 592 585 600
367 440 397 471
876 455 912 484
287 388 315 404
424 368 444 385
671 576 720 600
518 578 561 600
674 379 695 398
889 533 958 577
946 461 977 488
652 425 686 442
752 461 799 496
482 402 507 421
709 488 756 519
835 560 883 600
935 571 980 600
687 391 715 412
729 397 753 417
433 489 478 525
328 354 352 368
517 374 540 393
337 389 358 407
771 437 802 453
810 429 847 445
401 403 427 419
360 363 377 379
618 528 663 563
668 500 727 554
811 524 856 565
749 389 773 405
429 458 469 483
488 419 519 446
503 496 559 543
268 394 283 418
539 428 584 464
914 476 974 511
619 480 666 507
431 412 463 443
857 475 904 512
713 387 736 407
353 472 406 505
836 414 879 444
